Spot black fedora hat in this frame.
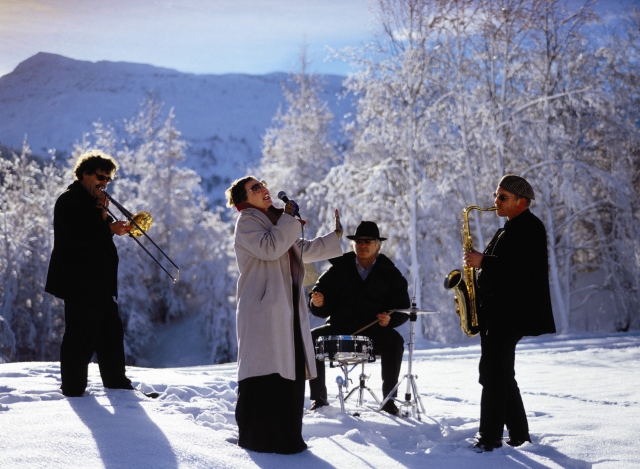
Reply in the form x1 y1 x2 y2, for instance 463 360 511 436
346 221 387 241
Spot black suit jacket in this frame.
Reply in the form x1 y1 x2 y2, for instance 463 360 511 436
477 209 556 336
45 181 119 300
309 251 410 333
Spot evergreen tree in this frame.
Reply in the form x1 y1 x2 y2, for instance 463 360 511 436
259 45 340 231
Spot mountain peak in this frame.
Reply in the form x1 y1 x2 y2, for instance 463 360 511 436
13 52 75 74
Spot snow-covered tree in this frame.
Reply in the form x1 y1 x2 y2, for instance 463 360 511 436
496 0 638 333
0 98 237 365
334 0 452 322
0 143 66 362
309 0 640 340
259 45 340 230
68 97 237 364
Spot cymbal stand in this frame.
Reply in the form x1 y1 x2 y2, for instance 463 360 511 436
378 305 426 420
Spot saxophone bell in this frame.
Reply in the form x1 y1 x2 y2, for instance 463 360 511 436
444 268 480 337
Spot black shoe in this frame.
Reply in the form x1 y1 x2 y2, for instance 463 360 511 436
506 437 531 447
105 384 135 391
381 400 399 415
310 398 329 411
61 385 85 397
472 439 502 452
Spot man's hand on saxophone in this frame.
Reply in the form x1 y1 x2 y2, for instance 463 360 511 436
463 249 484 269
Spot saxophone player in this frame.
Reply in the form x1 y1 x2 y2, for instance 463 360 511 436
463 175 556 452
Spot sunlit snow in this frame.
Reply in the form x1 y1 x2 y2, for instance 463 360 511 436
2 332 639 468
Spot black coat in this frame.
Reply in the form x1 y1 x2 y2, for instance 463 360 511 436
477 209 556 336
45 181 119 300
309 251 410 333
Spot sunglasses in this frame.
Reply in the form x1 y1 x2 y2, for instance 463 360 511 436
247 180 267 194
95 174 113 183
493 192 517 202
354 238 376 245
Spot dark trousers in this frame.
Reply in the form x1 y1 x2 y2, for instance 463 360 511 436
478 329 529 441
309 324 404 401
60 295 131 397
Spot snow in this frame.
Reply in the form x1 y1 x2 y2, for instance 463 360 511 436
2 332 640 468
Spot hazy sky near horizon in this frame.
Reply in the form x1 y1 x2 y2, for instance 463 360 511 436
0 0 632 79
0 0 376 78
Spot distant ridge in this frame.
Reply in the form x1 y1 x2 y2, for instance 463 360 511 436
0 53 351 199
12 52 180 76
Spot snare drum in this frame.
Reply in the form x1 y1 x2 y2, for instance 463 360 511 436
315 335 372 363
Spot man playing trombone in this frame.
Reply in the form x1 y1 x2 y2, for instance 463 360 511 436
45 150 134 397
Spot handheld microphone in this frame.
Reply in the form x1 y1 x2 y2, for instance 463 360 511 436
277 191 290 203
277 191 300 218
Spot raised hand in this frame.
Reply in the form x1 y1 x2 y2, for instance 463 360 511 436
334 209 343 239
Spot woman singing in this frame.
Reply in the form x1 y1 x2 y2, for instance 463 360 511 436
225 176 343 454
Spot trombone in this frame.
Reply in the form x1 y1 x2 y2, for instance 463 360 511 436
100 188 180 283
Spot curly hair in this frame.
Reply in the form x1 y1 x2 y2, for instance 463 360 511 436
73 150 118 180
225 175 258 208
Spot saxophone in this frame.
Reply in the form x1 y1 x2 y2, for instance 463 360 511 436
444 205 497 337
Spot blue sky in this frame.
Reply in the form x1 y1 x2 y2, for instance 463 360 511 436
0 0 632 79
0 0 375 78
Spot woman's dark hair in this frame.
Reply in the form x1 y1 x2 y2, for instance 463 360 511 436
73 150 117 180
225 175 258 208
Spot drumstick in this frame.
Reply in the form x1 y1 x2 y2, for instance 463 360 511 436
352 311 394 335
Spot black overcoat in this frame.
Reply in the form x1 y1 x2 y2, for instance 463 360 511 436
477 209 556 336
45 181 119 300
309 251 410 333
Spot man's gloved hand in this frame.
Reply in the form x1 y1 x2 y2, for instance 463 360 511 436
284 200 299 217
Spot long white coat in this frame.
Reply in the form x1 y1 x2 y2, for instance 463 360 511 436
234 208 343 382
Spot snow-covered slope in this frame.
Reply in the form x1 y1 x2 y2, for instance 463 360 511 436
0 52 352 194
1 332 639 468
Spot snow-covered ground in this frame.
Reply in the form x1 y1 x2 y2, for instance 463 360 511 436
1 332 639 468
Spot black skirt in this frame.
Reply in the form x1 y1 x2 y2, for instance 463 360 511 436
235 301 307 454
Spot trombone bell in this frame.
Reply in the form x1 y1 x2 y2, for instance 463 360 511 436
101 188 179 283
128 212 153 238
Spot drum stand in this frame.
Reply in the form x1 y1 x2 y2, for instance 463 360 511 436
333 359 380 413
343 360 380 410
378 310 426 420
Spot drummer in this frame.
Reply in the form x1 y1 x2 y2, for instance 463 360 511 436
308 221 410 415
